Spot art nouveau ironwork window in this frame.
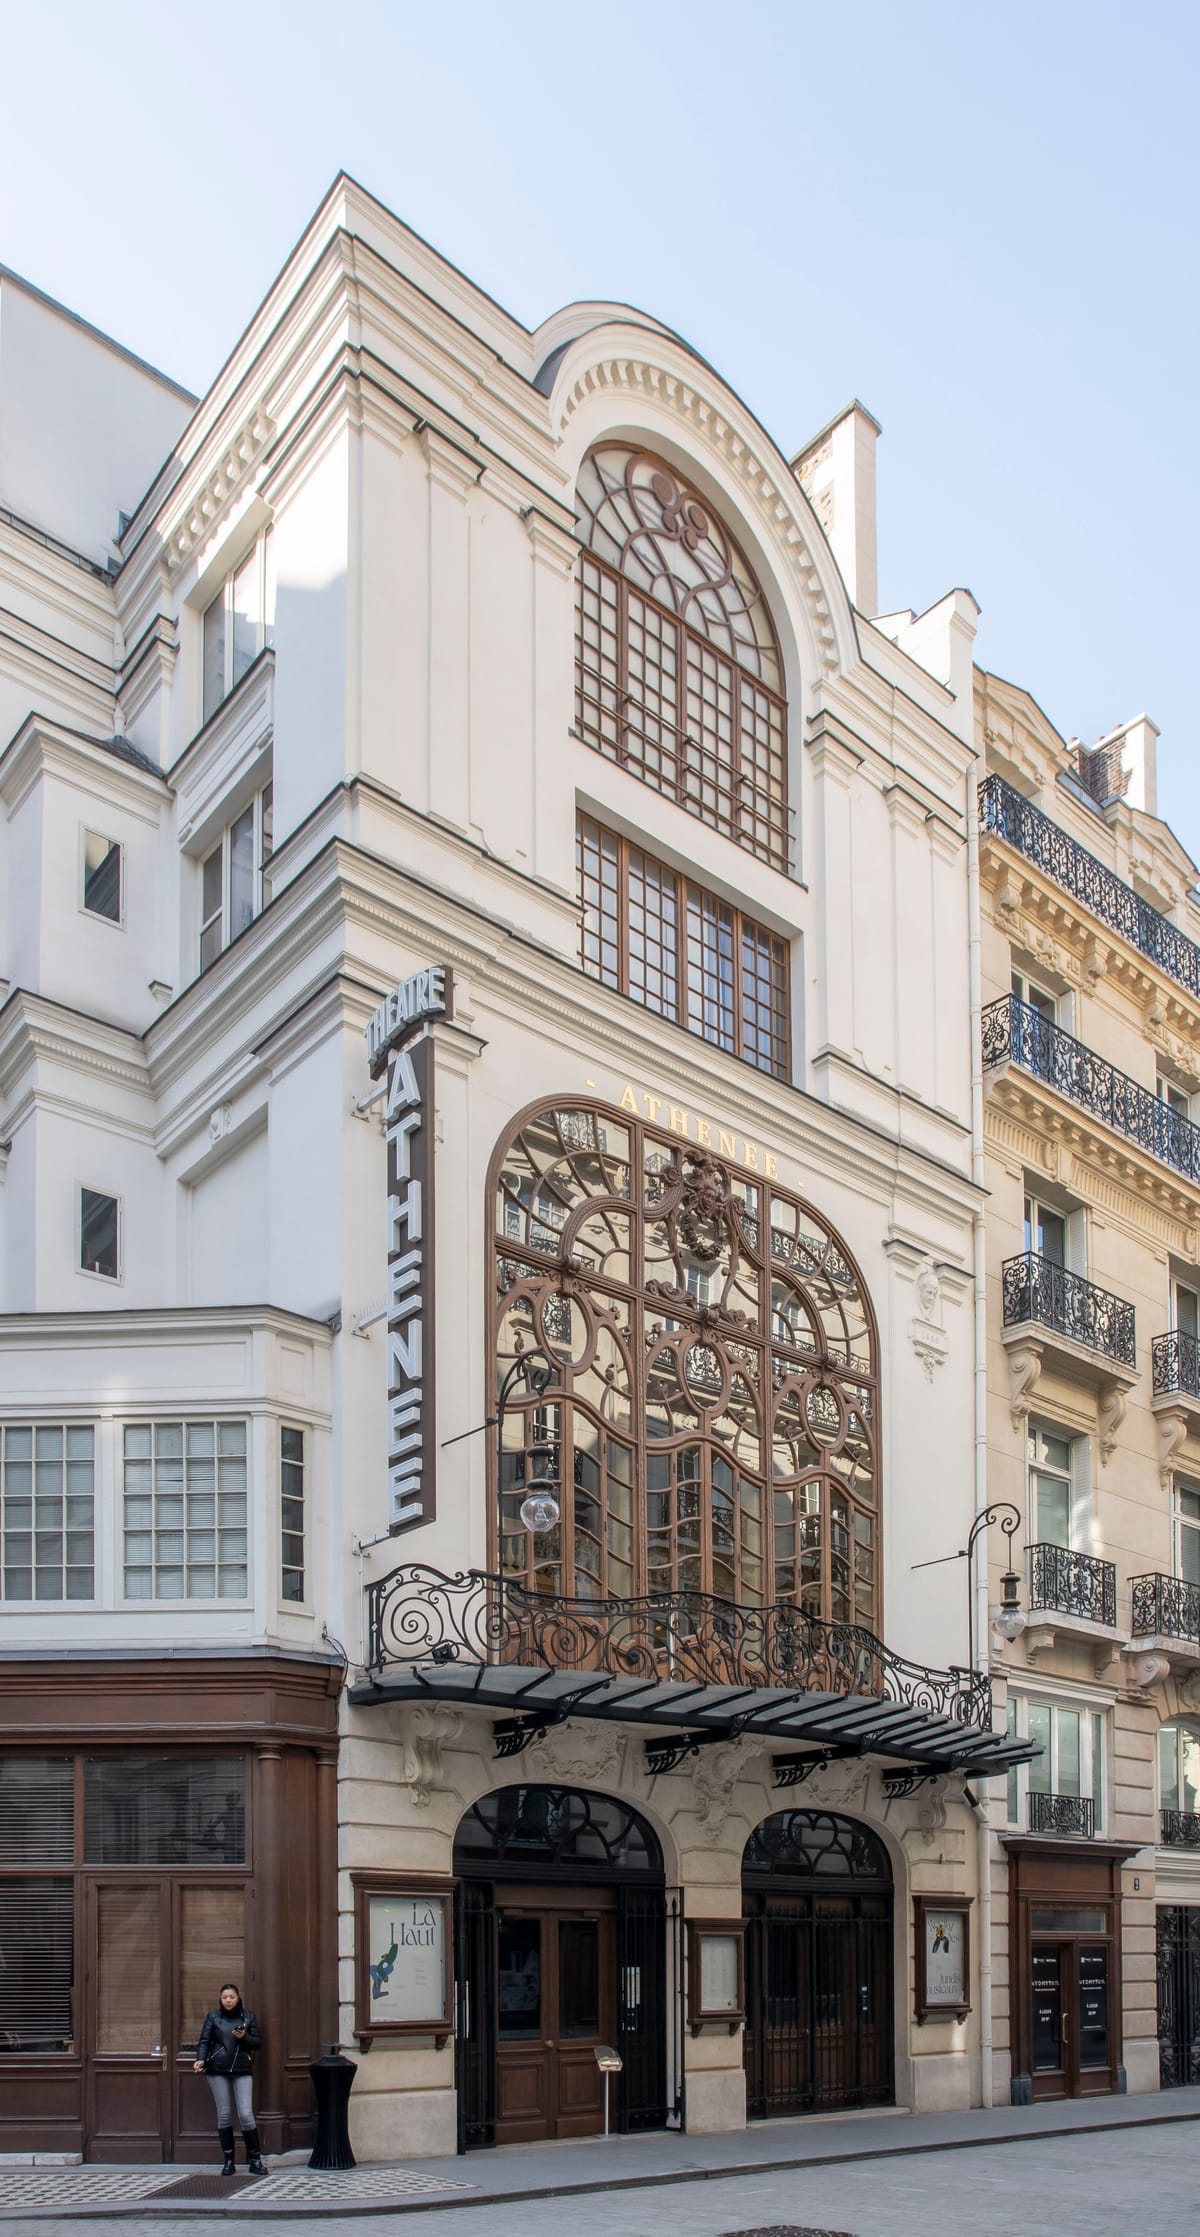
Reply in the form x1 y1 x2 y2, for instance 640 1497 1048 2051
577 816 789 1081
492 1100 877 1626
574 446 789 870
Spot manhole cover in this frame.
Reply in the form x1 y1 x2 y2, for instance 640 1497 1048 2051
150 2175 262 2199
722 2227 859 2236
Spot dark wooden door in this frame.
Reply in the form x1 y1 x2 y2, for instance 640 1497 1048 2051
494 1888 614 2145
745 1893 893 2119
85 1882 169 2162
1030 1939 1114 2099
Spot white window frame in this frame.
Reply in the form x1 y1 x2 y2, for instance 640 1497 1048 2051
79 828 124 928
1171 1278 1200 1341
0 1422 98 1605
78 1186 121 1285
198 782 273 972
1011 962 1072 1036
279 1422 306 1608
1006 1687 1108 1832
120 1417 250 1606
200 529 275 724
1158 1073 1194 1124
1173 1476 1200 1586
1157 1718 1200 1819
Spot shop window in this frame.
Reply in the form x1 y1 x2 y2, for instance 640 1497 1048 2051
122 1421 248 1601
0 1880 74 2052
201 531 275 723
1007 1696 1105 1829
80 1188 119 1281
574 445 788 871
1158 1721 1200 1816
0 1425 95 1602
82 831 122 923
577 816 790 1081
280 1425 305 1603
0 1758 74 1862
198 782 273 970
492 1100 877 1624
1174 1480 1200 1586
178 1886 244 2050
83 1753 246 1865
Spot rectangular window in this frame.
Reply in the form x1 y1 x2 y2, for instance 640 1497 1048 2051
0 1879 74 2051
82 832 122 923
1173 1281 1200 1341
280 1425 304 1603
1175 1481 1200 1588
122 1421 248 1600
0 1757 74 1861
0 1425 95 1602
1028 1423 1074 1549
1011 970 1056 1023
201 531 275 723
80 1189 119 1281
1159 1722 1200 1815
1023 1193 1067 1267
83 1753 246 1864
576 815 789 1080
196 784 273 972
1159 1075 1192 1122
1009 1696 1106 1828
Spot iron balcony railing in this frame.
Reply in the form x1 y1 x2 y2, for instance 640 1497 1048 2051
1027 1542 1117 1628
1002 1252 1137 1369
1152 1329 1200 1401
980 772 1200 1004
1161 1809 1200 1848
1130 1572 1200 1643
982 994 1200 1186
1029 1791 1095 1838
364 1562 993 1727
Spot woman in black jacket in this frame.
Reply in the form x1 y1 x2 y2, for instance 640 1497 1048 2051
193 1984 265 2175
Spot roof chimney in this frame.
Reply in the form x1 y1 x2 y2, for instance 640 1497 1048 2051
1074 715 1158 817
790 400 880 618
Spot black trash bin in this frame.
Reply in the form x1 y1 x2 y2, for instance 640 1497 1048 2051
309 2049 357 2169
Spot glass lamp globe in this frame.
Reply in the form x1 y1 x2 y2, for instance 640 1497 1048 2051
519 1491 561 1535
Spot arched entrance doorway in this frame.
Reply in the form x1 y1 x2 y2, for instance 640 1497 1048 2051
453 1785 676 2150
743 1809 894 2118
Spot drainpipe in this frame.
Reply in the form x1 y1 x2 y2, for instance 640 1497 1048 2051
966 752 994 2109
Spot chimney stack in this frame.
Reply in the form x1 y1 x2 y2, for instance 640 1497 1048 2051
791 400 880 618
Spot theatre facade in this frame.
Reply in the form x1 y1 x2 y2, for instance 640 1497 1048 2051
1 177 1036 2161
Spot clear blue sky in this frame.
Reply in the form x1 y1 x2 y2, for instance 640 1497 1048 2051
4 2 1197 844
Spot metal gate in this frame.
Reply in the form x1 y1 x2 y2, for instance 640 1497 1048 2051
1157 1904 1200 2088
617 1885 684 2132
745 1892 893 2117
455 1879 497 2151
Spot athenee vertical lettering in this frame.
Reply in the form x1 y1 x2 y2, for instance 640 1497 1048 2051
384 1034 436 1532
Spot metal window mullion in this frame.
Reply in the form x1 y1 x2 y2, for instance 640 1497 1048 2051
617 831 631 1003
732 900 746 1065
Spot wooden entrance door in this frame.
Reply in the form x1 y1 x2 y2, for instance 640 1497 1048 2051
1030 1938 1114 2099
745 1893 893 2118
494 1887 615 2145
85 1879 248 2162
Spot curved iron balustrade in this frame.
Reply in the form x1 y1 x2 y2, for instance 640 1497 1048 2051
1130 1571 1200 1642
1029 1791 1094 1838
1161 1809 1200 1849
983 994 1200 1186
365 1562 992 1727
1152 1329 1200 1400
1002 1252 1136 1368
1027 1541 1117 1627
980 774 1200 1003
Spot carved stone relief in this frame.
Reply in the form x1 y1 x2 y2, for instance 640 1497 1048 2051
1156 1407 1190 1491
399 1704 464 1807
530 1723 630 1791
1007 1340 1043 1433
1097 1380 1127 1466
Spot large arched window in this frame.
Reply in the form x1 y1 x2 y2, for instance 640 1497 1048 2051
492 1099 878 1628
574 446 789 871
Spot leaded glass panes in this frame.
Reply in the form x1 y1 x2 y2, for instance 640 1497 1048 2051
493 1101 878 1625
574 446 789 870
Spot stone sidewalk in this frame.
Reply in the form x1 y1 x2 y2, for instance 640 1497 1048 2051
2 2087 1198 2220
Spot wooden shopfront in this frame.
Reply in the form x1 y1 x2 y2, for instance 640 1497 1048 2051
1004 1837 1138 2102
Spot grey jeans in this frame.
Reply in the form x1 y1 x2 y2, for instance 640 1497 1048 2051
206 2073 255 2133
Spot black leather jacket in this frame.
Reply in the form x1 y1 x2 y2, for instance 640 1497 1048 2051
196 2007 262 2077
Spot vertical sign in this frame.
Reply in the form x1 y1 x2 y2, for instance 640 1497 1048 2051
366 965 453 1534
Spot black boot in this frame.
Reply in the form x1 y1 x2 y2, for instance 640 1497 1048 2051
218 2128 235 2178
243 2127 265 2176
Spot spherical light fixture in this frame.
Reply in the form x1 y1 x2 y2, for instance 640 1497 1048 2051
519 1491 561 1534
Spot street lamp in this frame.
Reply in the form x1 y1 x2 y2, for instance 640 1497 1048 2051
496 1347 561 1536
912 1499 1024 1669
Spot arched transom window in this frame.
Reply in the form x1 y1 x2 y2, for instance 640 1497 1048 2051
574 445 789 871
492 1100 878 1627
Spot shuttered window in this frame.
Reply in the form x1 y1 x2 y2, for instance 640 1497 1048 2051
84 1755 246 1866
0 1758 74 1863
0 1879 74 2050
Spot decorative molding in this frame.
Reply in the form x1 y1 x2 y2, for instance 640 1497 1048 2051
692 1738 762 1825
909 1254 949 1380
1156 1406 1190 1490
529 1721 629 1790
1097 1379 1127 1466
1007 1339 1043 1432
164 405 276 579
556 352 845 672
400 1704 465 1806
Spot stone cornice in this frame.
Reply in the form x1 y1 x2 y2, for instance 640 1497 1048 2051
0 1302 335 1350
0 988 153 1104
0 713 168 821
984 1069 1200 1247
162 402 277 579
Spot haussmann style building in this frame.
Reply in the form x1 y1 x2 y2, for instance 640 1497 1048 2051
15 175 1197 2164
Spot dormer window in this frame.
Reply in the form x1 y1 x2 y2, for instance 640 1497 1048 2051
202 531 275 723
574 446 788 870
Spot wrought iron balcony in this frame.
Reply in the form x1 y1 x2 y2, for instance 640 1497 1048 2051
1161 1808 1200 1848
983 994 1200 1186
364 1562 993 1728
980 773 1200 1004
1152 1329 1200 1402
1130 1572 1200 1643
1002 1252 1136 1369
1027 1542 1117 1627
1029 1791 1095 1838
